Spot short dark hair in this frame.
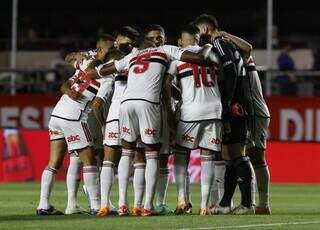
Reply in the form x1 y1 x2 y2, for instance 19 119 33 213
194 14 218 30
115 26 140 42
98 33 115 43
179 24 200 38
145 24 165 35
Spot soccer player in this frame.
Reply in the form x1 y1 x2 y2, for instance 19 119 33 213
144 24 172 215
63 35 116 215
220 31 271 214
36 38 113 216
164 24 222 215
194 14 255 214
85 38 213 216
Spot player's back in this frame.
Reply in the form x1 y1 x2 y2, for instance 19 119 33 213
117 45 183 104
169 46 222 121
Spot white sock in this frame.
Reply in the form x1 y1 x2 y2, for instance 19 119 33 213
100 161 115 208
66 156 81 209
201 155 214 209
174 153 187 203
133 163 145 208
213 161 225 205
254 164 270 207
185 172 191 204
249 161 256 206
38 167 57 209
83 166 100 211
118 149 133 207
156 167 169 205
144 151 159 210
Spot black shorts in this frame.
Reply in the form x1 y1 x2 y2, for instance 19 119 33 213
222 116 249 145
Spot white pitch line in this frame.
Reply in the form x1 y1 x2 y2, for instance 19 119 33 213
176 220 320 230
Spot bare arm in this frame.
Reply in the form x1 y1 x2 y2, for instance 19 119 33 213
220 31 252 59
60 80 83 101
180 44 213 65
85 61 118 79
92 97 106 127
162 74 176 131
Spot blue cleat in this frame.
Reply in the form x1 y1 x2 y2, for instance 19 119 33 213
36 206 64 216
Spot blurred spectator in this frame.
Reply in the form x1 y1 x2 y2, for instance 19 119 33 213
23 27 39 49
277 42 297 95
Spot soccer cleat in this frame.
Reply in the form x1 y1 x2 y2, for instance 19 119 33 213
89 209 99 216
97 207 111 217
185 202 193 214
118 205 129 216
210 205 232 215
174 201 188 215
255 206 271 215
36 205 64 216
199 208 210 216
155 204 173 215
141 208 157 217
65 205 88 215
232 205 255 215
131 207 143 216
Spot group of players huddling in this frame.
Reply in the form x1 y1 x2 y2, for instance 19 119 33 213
36 14 271 217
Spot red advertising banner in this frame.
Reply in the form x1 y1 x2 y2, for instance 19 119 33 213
0 94 59 129
0 129 320 183
267 96 320 142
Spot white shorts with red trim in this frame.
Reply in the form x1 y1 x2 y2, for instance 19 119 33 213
119 100 161 144
49 116 93 151
176 119 222 151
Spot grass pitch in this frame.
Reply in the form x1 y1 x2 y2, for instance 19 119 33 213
0 182 320 229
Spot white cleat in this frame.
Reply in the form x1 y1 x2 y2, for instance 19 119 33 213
210 205 232 215
232 205 255 215
65 205 88 215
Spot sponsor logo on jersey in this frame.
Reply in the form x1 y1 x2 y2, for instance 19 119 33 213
49 129 61 137
211 138 221 145
182 134 194 143
122 127 131 135
67 135 80 143
144 128 156 136
108 132 119 139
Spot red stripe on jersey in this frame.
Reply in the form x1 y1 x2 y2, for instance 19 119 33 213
129 51 168 64
177 63 192 72
78 71 101 87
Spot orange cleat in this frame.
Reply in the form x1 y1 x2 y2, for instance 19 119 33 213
255 206 271 215
141 208 157 217
131 207 143 216
97 207 111 216
118 205 129 216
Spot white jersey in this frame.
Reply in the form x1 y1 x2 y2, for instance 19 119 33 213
114 45 184 103
246 56 270 118
51 58 101 121
167 45 222 122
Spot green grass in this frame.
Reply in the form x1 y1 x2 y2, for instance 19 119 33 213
0 183 320 229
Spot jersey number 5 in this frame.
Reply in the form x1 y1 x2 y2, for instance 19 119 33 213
133 53 151 74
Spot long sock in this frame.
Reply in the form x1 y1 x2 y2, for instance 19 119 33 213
83 166 100 211
213 160 225 205
118 149 133 207
144 151 159 210
100 161 115 208
174 153 187 203
248 161 256 206
219 162 237 207
254 164 270 207
156 167 169 205
133 163 145 208
38 167 57 209
185 173 191 204
235 157 253 207
66 156 81 209
201 154 214 209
